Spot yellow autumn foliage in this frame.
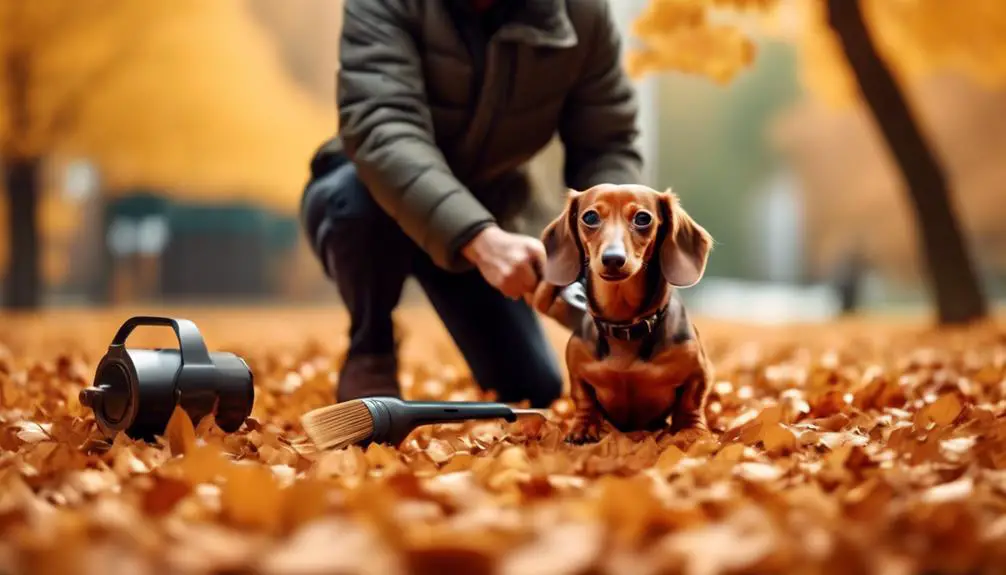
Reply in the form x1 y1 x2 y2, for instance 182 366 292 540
0 0 335 283
631 0 1006 105
627 0 768 85
66 1 333 209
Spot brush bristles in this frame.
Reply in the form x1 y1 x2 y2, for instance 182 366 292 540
301 400 374 451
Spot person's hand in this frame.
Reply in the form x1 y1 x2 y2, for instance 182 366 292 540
462 225 546 299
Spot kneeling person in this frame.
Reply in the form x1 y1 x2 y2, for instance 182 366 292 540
301 0 643 407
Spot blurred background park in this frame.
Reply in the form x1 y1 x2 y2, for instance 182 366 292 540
1 0 1003 326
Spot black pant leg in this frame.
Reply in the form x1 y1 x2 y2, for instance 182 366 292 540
412 255 563 408
301 161 412 400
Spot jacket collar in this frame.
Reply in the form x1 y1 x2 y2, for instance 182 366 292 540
448 0 576 48
496 0 577 48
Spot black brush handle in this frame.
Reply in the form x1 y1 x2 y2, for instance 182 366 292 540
361 398 517 446
407 400 517 425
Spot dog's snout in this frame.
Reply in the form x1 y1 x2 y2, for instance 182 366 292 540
601 245 627 270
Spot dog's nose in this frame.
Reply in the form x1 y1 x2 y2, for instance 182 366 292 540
601 247 626 270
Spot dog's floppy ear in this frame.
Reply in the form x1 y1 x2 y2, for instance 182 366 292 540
541 190 583 286
658 190 712 288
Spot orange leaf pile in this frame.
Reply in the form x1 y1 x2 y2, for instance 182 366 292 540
1 309 1006 574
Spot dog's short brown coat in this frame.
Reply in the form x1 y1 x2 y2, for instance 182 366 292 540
533 184 714 444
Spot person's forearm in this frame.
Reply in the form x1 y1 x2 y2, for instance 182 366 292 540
347 143 496 270
337 0 495 271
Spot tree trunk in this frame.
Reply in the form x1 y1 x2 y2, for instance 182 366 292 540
825 0 987 325
3 157 43 310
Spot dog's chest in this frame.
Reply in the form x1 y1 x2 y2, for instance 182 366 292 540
575 345 700 430
585 360 676 429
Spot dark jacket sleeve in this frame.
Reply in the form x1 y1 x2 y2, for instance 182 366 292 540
558 0 644 190
337 0 495 271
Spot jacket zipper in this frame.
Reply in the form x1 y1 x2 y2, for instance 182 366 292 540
467 40 512 183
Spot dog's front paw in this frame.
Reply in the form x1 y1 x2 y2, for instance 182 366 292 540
565 419 604 444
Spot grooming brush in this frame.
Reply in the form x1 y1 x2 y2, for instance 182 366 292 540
559 281 588 313
301 397 546 451
545 281 588 331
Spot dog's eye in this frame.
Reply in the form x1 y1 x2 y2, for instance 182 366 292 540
581 210 601 227
633 211 653 228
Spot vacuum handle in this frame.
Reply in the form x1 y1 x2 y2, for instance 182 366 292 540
110 316 213 366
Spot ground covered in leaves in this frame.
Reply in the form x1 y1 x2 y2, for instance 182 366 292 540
2 307 1006 575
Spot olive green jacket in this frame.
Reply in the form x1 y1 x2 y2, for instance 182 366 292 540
313 0 642 271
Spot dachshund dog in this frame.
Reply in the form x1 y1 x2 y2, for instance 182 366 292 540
532 184 714 444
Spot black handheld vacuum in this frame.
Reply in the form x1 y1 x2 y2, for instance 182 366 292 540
79 316 255 441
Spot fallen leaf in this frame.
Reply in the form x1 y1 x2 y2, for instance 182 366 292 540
735 462 784 482
14 421 52 444
501 522 602 575
496 447 530 472
258 518 395 575
220 463 284 532
164 406 197 457
761 424 797 455
281 479 331 533
916 394 963 429
597 475 662 546
164 523 265 573
655 445 685 475
715 442 746 463
844 479 895 521
142 475 192 517
440 453 475 474
660 507 779 575
194 411 222 438
940 436 977 459
425 439 455 465
171 443 232 485
403 528 502 575
922 477 974 504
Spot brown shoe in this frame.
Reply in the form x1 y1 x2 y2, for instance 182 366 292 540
336 354 401 402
